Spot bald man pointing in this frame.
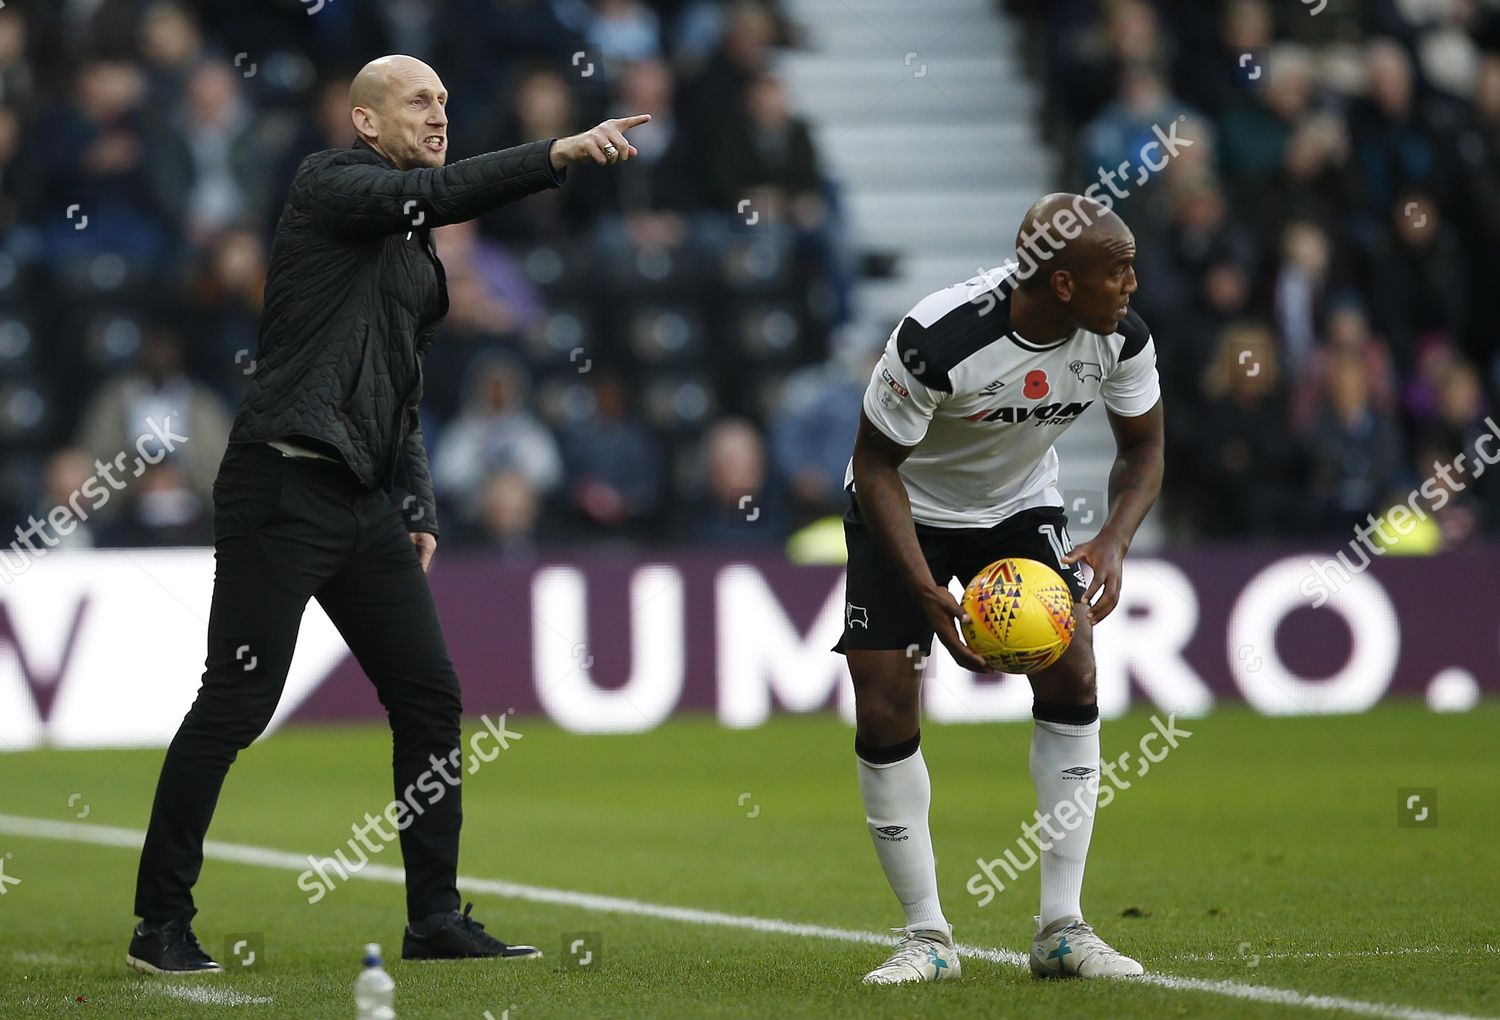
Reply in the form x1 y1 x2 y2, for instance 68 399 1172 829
127 56 648 974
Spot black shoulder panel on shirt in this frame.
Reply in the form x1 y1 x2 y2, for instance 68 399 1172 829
893 286 1013 394
1117 307 1152 361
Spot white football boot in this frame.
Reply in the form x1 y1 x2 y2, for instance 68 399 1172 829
862 925 962 985
1030 915 1143 978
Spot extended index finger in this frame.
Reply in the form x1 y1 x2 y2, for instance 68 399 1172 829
611 113 653 131
1061 541 1090 565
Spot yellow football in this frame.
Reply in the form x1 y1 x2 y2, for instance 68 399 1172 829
960 557 1076 673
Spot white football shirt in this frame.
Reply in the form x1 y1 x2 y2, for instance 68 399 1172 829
846 263 1160 528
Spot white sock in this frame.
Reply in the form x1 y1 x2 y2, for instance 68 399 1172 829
1030 711 1101 928
856 740 948 933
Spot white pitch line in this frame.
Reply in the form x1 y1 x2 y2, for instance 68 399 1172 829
1126 974 1490 1020
147 985 273 1007
1175 947 1497 963
9 950 71 966
0 814 1493 1020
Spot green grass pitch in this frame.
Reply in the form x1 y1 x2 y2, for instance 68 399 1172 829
0 704 1495 1019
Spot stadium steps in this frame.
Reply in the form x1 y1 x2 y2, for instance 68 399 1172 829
779 0 1162 547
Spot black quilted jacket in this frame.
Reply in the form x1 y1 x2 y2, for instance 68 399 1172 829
228 136 566 536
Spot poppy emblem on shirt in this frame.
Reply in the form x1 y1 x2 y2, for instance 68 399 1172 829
1024 370 1050 399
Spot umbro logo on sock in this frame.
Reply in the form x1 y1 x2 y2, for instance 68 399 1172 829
873 825 909 841
1060 766 1095 779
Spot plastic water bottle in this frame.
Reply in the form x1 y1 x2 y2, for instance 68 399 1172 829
354 943 395 1020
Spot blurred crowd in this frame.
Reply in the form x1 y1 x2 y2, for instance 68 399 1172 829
0 0 853 554
3 0 1497 557
1014 0 1500 547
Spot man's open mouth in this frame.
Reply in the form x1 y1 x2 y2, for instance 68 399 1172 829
423 135 445 152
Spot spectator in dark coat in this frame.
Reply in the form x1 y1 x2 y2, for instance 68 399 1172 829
1194 323 1307 538
1344 40 1456 228
1307 345 1405 533
709 71 821 218
558 374 664 538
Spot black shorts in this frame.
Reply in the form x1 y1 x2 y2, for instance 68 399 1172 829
835 498 1088 655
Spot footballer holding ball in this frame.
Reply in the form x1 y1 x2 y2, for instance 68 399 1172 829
837 193 1163 984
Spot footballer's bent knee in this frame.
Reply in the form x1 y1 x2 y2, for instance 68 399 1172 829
1030 623 1097 705
1036 657 1097 705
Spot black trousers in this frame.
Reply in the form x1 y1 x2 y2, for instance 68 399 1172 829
134 441 463 923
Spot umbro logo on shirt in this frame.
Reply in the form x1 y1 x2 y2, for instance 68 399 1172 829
980 378 1007 395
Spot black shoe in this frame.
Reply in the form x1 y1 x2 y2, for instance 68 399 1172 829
401 902 542 961
126 918 223 974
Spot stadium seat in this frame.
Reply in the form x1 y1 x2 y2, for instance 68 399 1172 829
730 303 801 363
627 305 706 365
639 373 719 434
